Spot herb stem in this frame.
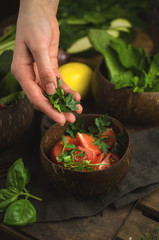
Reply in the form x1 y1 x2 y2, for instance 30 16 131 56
20 192 43 201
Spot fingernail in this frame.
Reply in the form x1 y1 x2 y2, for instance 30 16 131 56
46 83 55 95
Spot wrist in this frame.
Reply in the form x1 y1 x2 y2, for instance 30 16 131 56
19 0 59 16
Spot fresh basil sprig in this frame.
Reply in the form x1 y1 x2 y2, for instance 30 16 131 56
0 158 42 226
43 77 80 113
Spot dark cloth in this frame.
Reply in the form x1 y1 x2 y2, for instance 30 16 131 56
1 118 159 223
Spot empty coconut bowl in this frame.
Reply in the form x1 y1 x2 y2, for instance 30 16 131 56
0 96 35 150
40 114 131 197
91 60 159 124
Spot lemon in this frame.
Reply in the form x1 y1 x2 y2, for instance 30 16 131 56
58 62 93 98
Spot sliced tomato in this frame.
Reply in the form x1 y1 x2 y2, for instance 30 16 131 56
73 146 97 164
110 152 120 165
50 135 76 165
99 152 120 170
99 152 112 170
94 153 104 171
101 128 115 149
76 133 102 155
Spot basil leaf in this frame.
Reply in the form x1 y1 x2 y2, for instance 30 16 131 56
0 189 18 212
6 158 30 193
3 199 36 226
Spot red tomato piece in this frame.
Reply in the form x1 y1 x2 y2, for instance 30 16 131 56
50 135 76 165
94 153 104 171
76 133 102 155
99 152 120 170
73 146 97 164
101 128 115 149
99 152 112 170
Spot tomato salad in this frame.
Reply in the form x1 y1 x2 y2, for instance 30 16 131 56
50 114 125 172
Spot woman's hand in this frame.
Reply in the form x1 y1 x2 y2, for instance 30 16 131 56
11 0 82 125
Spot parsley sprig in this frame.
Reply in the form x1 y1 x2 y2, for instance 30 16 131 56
65 118 87 138
56 136 108 172
88 114 111 135
43 77 80 113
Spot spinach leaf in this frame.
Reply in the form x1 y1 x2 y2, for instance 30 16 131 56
0 91 25 105
6 158 30 193
0 72 21 98
145 53 159 92
0 50 13 78
3 199 36 226
89 28 159 93
0 189 18 212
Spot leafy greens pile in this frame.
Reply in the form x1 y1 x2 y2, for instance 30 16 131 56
57 0 149 50
0 158 42 226
0 50 25 107
88 29 159 93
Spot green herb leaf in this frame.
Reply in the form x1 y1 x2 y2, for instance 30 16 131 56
6 158 30 193
0 189 18 212
3 199 36 226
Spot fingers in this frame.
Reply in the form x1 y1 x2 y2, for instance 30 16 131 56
31 45 58 95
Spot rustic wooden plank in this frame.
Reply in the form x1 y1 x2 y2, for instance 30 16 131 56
1 205 132 240
0 224 35 240
136 187 159 219
116 208 159 240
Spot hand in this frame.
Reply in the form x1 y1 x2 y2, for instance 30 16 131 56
11 0 82 125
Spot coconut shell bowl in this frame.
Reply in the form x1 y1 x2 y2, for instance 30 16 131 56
0 96 35 150
91 60 159 124
40 114 131 197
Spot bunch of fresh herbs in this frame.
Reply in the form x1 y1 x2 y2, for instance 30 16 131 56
88 29 159 93
0 158 42 226
43 77 80 113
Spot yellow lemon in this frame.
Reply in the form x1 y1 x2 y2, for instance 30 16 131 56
58 62 93 98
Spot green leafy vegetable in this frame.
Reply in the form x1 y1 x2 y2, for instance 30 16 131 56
0 50 25 106
0 25 16 55
0 50 14 78
43 77 80 113
4 199 36 226
0 158 42 226
0 91 25 105
0 189 18 213
88 29 159 93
